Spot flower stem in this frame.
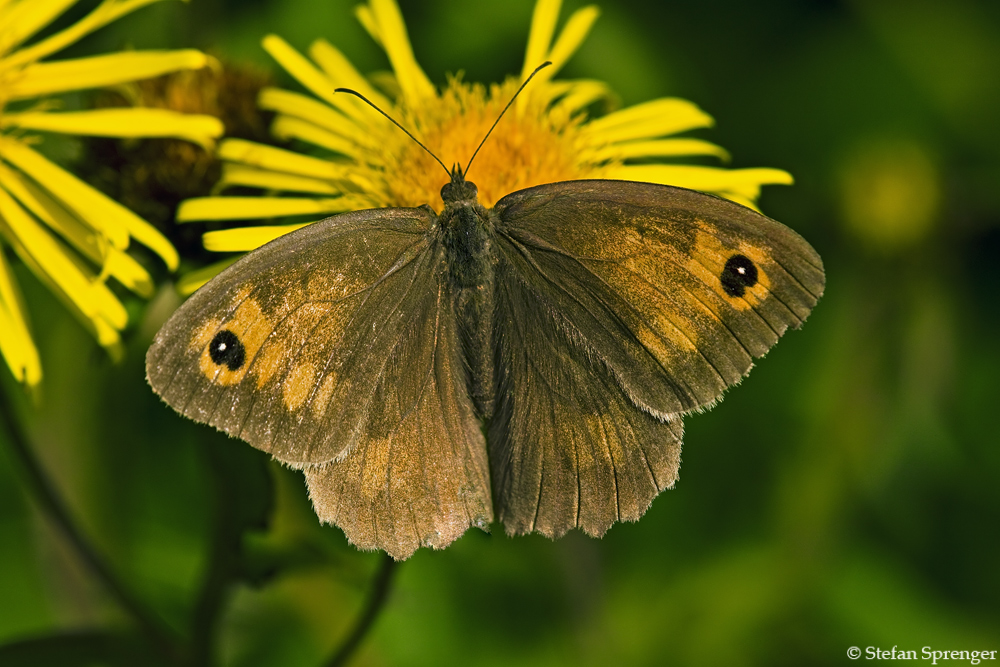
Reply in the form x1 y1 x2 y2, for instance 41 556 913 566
0 388 180 661
324 553 398 667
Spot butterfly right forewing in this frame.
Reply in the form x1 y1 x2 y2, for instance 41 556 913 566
493 180 825 417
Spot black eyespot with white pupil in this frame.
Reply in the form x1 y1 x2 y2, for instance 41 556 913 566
209 330 245 371
720 254 758 298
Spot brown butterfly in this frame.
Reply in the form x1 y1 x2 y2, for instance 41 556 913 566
146 75 825 560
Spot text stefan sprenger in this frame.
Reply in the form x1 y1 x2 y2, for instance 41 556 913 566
866 646 997 664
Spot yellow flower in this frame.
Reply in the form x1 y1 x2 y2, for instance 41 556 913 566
0 0 225 388
177 0 792 291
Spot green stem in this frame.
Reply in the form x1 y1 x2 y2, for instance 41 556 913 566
324 553 398 667
187 445 250 667
0 388 180 661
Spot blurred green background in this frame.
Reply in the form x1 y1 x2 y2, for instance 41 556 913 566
2 0 999 665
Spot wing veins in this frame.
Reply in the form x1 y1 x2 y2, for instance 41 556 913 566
502 232 705 409
591 393 622 522
306 247 435 460
233 303 338 450
766 252 821 308
583 254 737 386
507 229 735 402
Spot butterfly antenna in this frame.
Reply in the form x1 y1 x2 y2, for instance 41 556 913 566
335 88 451 178
464 61 552 178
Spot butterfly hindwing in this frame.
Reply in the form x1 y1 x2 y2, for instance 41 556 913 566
490 253 684 538
305 278 492 559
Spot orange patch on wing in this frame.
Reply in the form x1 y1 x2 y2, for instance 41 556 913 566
190 317 223 352
253 342 286 389
686 225 772 310
574 222 646 260
252 302 336 389
283 361 317 411
312 372 338 416
615 256 699 355
197 296 272 385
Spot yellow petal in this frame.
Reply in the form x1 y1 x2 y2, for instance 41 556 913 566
0 232 30 328
0 162 101 261
177 196 367 222
521 0 561 83
2 109 224 148
0 299 43 386
4 50 212 100
308 38 393 111
608 165 793 200
0 186 127 329
0 0 77 57
0 163 153 294
203 224 309 252
366 0 436 104
92 316 124 357
100 247 154 297
546 79 612 116
1 136 127 247
580 98 714 144
354 3 383 48
218 164 342 195
261 35 369 125
583 138 730 163
258 87 378 148
176 256 239 296
1 215 124 357
270 115 366 160
3 0 171 69
217 138 353 181
541 6 600 81
0 137 179 270
0 250 42 386
717 193 759 211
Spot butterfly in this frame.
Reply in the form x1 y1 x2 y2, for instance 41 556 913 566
147 67 824 559
146 163 824 560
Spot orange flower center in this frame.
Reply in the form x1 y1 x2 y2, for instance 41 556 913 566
379 79 592 209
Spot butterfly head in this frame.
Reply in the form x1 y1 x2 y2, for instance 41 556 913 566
441 164 479 205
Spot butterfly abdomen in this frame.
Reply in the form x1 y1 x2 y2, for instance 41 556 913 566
440 200 497 418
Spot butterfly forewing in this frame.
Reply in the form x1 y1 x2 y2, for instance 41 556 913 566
493 180 825 416
147 209 436 465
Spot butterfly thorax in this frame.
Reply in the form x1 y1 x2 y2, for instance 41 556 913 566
439 169 497 418
439 170 493 282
